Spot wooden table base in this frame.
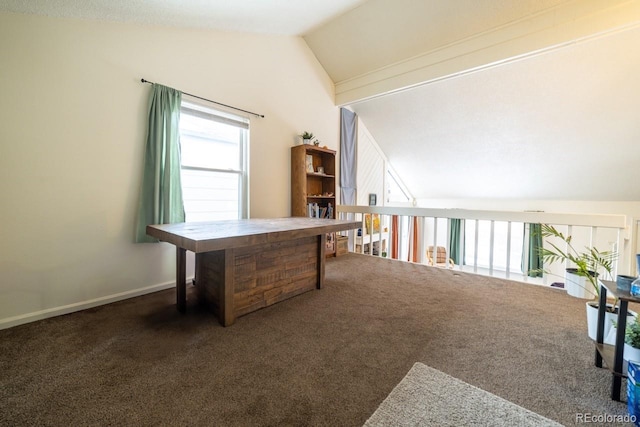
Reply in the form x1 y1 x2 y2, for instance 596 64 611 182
148 217 360 326
176 234 326 326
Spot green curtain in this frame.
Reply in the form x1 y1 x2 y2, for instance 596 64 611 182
448 218 462 265
523 223 543 277
134 84 185 243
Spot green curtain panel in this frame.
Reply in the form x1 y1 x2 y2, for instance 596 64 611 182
523 223 544 277
134 84 185 243
448 218 462 265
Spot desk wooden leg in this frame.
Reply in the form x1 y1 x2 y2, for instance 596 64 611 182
219 248 236 327
194 253 204 306
176 247 186 313
317 234 326 289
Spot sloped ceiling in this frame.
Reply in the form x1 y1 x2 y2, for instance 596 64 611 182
303 0 571 83
0 0 367 35
304 0 640 202
350 26 640 201
3 0 639 201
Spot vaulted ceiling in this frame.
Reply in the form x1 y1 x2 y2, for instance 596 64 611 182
3 0 639 201
302 0 640 202
0 0 368 35
349 25 640 200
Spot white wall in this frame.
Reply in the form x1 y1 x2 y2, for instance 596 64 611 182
352 113 639 280
356 121 384 206
355 118 413 207
0 12 339 328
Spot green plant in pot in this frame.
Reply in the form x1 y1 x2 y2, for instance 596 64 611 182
534 224 618 340
627 316 640 347
300 131 314 144
606 315 640 371
625 315 640 367
535 224 617 300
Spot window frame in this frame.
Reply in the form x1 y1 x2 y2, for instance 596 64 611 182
179 99 250 221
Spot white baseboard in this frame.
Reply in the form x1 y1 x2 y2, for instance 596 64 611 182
0 278 193 331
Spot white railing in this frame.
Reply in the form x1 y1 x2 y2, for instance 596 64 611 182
337 205 631 285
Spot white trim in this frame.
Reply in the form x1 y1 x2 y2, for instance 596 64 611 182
336 1 640 105
0 279 191 331
337 205 626 229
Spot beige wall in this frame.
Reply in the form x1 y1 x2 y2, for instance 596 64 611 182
0 12 339 328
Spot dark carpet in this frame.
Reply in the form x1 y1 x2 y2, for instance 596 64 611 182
0 254 633 426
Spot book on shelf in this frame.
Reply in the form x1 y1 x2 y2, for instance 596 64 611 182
307 202 333 219
307 202 319 218
305 154 314 173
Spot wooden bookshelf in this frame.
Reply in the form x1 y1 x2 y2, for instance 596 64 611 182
291 144 337 255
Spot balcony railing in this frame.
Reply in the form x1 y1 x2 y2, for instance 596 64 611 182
336 205 631 285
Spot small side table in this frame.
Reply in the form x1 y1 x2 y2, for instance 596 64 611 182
594 280 640 401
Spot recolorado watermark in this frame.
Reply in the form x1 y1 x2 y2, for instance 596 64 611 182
576 413 636 423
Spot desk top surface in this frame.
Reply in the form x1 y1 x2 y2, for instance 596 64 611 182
146 217 360 253
601 279 640 303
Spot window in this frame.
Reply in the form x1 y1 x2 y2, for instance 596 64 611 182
386 168 411 205
179 100 249 221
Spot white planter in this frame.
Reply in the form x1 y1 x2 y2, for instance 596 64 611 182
600 334 640 373
623 344 640 374
593 305 638 342
598 310 639 372
586 302 618 341
626 344 640 363
566 269 597 299
605 326 616 345
606 323 638 342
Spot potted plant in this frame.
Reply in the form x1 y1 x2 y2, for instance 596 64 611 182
535 224 618 340
604 315 640 373
300 131 314 145
626 316 640 365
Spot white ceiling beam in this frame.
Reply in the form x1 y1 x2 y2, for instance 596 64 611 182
336 0 640 106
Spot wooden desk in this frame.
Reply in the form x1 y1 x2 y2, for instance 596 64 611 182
146 217 360 326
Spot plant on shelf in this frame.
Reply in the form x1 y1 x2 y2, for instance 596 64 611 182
627 316 640 348
300 131 314 144
625 315 640 364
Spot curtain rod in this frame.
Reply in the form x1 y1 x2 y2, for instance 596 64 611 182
140 78 264 118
